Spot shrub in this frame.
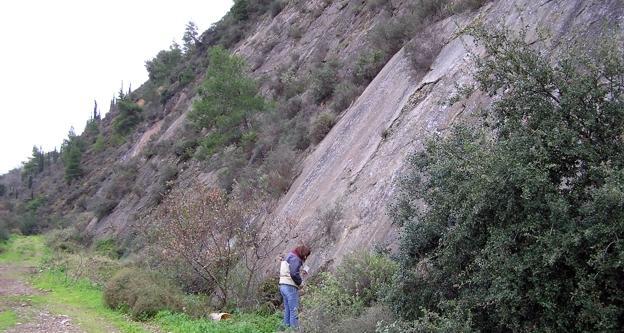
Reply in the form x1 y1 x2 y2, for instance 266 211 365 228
315 201 343 241
112 99 143 137
263 145 298 196
301 251 397 333
173 139 198 162
309 112 336 144
331 82 362 113
270 0 286 17
301 272 363 333
278 68 306 99
104 267 182 321
46 227 83 253
368 17 418 58
366 0 391 11
91 198 118 219
310 61 339 104
335 251 398 306
279 96 303 119
404 30 443 72
388 26 624 331
334 305 394 333
93 134 106 152
145 43 183 84
189 47 265 155
288 25 303 40
94 238 122 259
354 50 386 84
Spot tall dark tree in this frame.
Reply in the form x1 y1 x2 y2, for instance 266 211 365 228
182 21 199 54
61 127 85 183
188 46 266 157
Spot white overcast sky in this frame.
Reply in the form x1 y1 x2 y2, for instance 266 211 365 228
0 0 233 174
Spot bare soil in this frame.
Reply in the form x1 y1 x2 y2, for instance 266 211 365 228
0 264 84 333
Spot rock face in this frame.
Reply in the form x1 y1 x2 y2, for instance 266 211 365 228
3 0 622 276
263 0 624 271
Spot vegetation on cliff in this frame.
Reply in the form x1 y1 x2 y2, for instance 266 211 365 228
386 27 624 331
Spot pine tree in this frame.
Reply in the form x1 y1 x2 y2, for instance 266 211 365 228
182 21 199 54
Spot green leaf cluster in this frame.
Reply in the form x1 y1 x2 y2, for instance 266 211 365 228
61 128 86 183
388 27 624 332
112 99 143 137
189 46 265 158
145 43 183 84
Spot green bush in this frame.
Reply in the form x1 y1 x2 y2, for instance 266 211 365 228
301 251 397 333
262 144 297 196
309 112 336 144
404 30 443 72
189 47 265 157
335 251 398 306
270 0 286 17
112 100 143 137
94 238 122 259
46 227 83 253
93 134 106 152
310 61 339 104
104 267 183 321
334 305 394 333
145 43 183 84
173 139 198 162
331 82 362 113
354 50 386 84
388 26 624 331
90 195 118 218
60 129 85 183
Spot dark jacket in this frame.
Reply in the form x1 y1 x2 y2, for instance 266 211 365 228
279 251 303 286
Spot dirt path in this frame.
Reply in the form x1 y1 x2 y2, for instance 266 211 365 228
0 264 84 333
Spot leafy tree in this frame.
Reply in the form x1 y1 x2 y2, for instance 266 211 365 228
189 46 266 157
145 42 183 84
22 146 45 179
182 21 199 54
61 127 85 183
388 27 624 332
310 60 339 104
231 0 250 22
112 99 142 137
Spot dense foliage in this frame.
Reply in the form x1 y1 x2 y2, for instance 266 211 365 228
60 128 85 183
104 267 183 320
388 27 624 331
189 46 266 158
145 43 183 84
112 99 143 138
301 251 397 333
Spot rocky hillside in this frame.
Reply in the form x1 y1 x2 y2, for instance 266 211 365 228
1 0 622 275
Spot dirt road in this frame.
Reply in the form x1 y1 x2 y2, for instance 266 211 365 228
0 264 83 333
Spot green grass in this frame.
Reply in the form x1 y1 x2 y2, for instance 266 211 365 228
31 269 148 333
0 235 48 265
0 310 18 331
155 311 281 333
0 236 147 333
1 235 282 333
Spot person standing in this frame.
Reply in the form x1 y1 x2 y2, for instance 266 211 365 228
279 245 311 329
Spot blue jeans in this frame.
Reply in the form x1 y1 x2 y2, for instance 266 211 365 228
279 284 300 328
